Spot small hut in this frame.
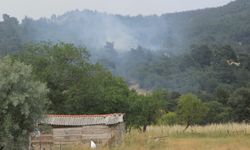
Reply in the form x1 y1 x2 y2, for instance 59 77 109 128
30 113 125 149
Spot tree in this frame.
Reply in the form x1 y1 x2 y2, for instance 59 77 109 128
0 14 23 56
127 90 165 132
214 84 233 105
15 42 90 113
204 101 232 123
191 45 213 67
0 56 48 149
15 42 130 115
228 87 250 122
177 93 208 131
165 91 180 112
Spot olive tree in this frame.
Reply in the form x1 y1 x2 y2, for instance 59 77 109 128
0 56 48 149
177 93 208 131
126 90 165 132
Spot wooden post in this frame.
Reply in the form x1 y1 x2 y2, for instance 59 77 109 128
40 136 41 150
28 135 31 150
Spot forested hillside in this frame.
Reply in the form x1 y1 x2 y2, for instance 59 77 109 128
0 0 250 92
1 0 250 54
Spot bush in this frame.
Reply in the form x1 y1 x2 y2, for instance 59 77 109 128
157 112 179 125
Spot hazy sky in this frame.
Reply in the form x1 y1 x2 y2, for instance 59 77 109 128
0 0 234 20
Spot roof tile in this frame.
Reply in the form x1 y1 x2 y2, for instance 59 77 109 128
41 113 124 126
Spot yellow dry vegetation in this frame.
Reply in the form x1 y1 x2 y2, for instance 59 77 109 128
60 123 250 150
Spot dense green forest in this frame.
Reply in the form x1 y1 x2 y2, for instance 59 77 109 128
1 0 250 149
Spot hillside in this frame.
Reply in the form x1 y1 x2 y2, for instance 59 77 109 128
0 0 249 93
20 0 250 53
162 0 250 53
1 0 250 54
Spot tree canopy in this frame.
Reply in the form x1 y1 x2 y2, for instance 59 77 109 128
0 56 48 149
14 43 130 115
177 93 208 130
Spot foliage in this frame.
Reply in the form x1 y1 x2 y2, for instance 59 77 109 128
157 112 179 125
214 84 233 105
0 14 24 56
14 43 130 115
228 87 250 122
0 56 48 149
177 93 209 130
126 90 166 132
190 45 213 67
204 101 232 123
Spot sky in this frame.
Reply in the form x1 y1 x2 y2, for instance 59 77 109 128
0 0 235 20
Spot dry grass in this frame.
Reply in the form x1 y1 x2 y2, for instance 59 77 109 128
60 123 250 150
147 123 250 137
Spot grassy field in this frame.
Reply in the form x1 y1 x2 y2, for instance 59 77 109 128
62 123 250 150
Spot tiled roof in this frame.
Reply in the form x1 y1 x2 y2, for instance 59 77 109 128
41 113 124 126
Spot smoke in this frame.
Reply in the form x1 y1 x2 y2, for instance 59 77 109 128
101 16 138 50
23 10 171 52
18 9 191 91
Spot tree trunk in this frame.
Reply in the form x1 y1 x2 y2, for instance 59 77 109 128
143 125 147 132
183 121 190 132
